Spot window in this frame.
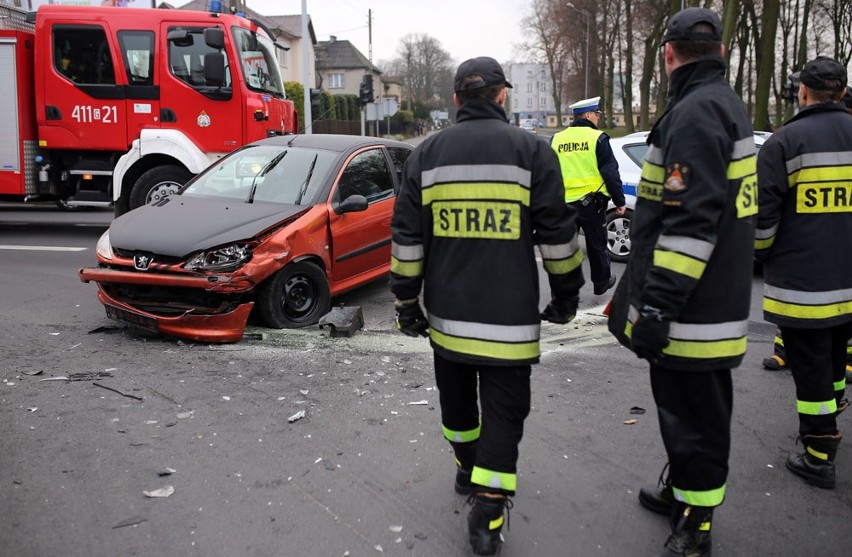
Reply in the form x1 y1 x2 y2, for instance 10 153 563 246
337 149 394 204
169 26 232 88
53 25 115 84
527 83 533 93
118 31 154 86
540 97 547 106
526 98 533 107
623 143 649 167
329 73 345 88
232 27 282 94
386 147 410 192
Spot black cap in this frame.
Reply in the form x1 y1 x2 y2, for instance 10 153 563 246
454 57 512 93
800 56 847 92
663 7 723 43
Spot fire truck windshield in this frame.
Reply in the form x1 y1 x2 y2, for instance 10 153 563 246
232 28 285 98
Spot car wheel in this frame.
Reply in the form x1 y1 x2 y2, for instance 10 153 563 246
606 208 633 263
129 165 192 211
257 261 331 328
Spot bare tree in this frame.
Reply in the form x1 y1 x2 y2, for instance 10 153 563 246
522 0 573 125
396 34 454 109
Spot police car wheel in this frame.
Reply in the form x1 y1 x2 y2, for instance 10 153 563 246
605 208 632 263
257 260 331 328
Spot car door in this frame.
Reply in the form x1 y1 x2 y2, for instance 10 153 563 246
327 146 396 284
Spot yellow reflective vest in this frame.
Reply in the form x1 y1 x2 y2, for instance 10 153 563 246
551 126 606 202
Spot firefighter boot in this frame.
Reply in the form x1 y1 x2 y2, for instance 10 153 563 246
661 503 713 557
786 433 841 489
452 441 477 495
467 493 511 556
762 354 787 371
639 462 674 516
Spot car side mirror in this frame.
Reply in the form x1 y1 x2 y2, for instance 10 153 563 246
204 52 225 86
335 194 368 214
204 28 226 50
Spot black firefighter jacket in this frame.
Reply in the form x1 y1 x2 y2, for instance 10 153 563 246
390 98 584 366
608 57 757 372
755 102 852 329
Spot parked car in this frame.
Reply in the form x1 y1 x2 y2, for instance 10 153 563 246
520 119 539 133
79 134 413 342
605 131 771 262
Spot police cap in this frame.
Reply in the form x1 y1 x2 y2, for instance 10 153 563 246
454 57 513 93
569 96 601 115
800 56 847 93
663 7 723 43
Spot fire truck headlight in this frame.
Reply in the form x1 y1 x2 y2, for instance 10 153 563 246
184 243 252 272
96 230 114 260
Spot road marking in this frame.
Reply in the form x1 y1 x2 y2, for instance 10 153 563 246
0 245 87 252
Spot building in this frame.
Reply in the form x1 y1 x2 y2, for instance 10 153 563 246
315 36 382 99
509 63 560 126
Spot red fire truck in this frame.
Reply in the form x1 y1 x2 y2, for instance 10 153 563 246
0 4 297 215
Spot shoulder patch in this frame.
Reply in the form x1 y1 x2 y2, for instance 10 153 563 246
664 163 688 192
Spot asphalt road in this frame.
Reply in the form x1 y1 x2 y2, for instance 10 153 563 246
1 198 851 556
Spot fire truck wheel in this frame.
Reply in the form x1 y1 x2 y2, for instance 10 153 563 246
257 261 331 328
129 165 192 210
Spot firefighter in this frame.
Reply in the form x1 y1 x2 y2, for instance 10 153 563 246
389 56 584 556
607 8 755 556
756 56 852 489
551 96 626 295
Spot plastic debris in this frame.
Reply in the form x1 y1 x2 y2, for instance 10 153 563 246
27 407 38 413
39 377 68 381
629 406 646 415
623 419 638 425
142 485 174 498
113 516 147 529
21 369 43 376
288 410 306 423
318 305 364 338
222 396 231 401
176 411 194 419
93 382 143 401
390 525 403 533
158 467 177 476
243 332 267 340
408 400 428 406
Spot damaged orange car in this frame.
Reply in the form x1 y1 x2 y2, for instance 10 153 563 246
79 134 413 342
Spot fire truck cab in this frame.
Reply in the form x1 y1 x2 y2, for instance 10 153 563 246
0 4 297 215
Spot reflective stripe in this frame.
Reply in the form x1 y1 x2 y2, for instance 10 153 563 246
673 484 726 507
669 319 749 340
422 183 530 206
834 379 846 392
430 329 539 361
755 225 778 240
797 399 837 415
626 306 749 359
472 466 516 492
645 144 664 165
754 237 775 250
786 151 852 174
641 161 665 184
656 234 715 262
731 136 756 160
443 424 481 443
774 335 784 347
639 161 664 201
654 249 706 279
429 313 540 343
391 256 423 277
664 337 748 358
391 242 423 260
727 155 756 181
789 166 852 187
806 446 829 460
540 238 584 275
764 285 852 320
422 164 532 188
489 516 504 530
764 285 852 305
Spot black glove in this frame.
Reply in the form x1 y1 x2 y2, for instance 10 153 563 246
631 305 671 363
394 298 429 337
541 296 579 324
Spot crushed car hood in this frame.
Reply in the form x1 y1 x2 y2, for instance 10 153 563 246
110 195 308 257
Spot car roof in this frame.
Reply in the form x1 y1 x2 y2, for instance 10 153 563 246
255 133 413 152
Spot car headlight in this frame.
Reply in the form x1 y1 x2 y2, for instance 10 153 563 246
96 230 113 260
184 243 252 272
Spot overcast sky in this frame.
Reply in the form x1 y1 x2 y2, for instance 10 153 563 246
174 0 530 67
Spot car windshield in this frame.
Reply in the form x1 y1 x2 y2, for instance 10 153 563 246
182 145 336 205
232 27 285 96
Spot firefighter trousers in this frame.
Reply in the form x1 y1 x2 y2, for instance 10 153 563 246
569 200 611 288
650 365 732 505
434 352 531 496
780 321 852 436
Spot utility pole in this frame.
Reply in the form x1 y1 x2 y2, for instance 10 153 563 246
301 0 311 133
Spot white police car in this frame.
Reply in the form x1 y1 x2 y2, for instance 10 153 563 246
605 131 771 262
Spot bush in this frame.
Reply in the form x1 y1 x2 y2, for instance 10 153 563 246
284 81 305 131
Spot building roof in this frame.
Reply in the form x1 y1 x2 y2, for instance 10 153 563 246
173 0 316 44
316 38 381 74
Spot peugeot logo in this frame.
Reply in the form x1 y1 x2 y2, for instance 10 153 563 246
134 254 152 271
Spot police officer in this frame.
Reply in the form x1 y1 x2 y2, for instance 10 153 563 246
756 56 852 489
607 8 755 556
389 56 584 556
552 97 626 295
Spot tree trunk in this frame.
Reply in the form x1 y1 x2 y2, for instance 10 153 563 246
753 0 779 132
623 0 635 133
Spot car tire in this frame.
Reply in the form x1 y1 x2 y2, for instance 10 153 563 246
606 208 633 263
257 260 331 328
129 165 192 211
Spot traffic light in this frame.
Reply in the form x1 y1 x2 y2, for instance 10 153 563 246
309 88 322 115
358 74 374 106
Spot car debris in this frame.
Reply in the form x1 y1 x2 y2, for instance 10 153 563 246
288 410 306 423
142 485 174 498
318 305 364 338
93 382 143 401
112 516 147 529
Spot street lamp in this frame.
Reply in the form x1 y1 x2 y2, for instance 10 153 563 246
566 2 590 99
